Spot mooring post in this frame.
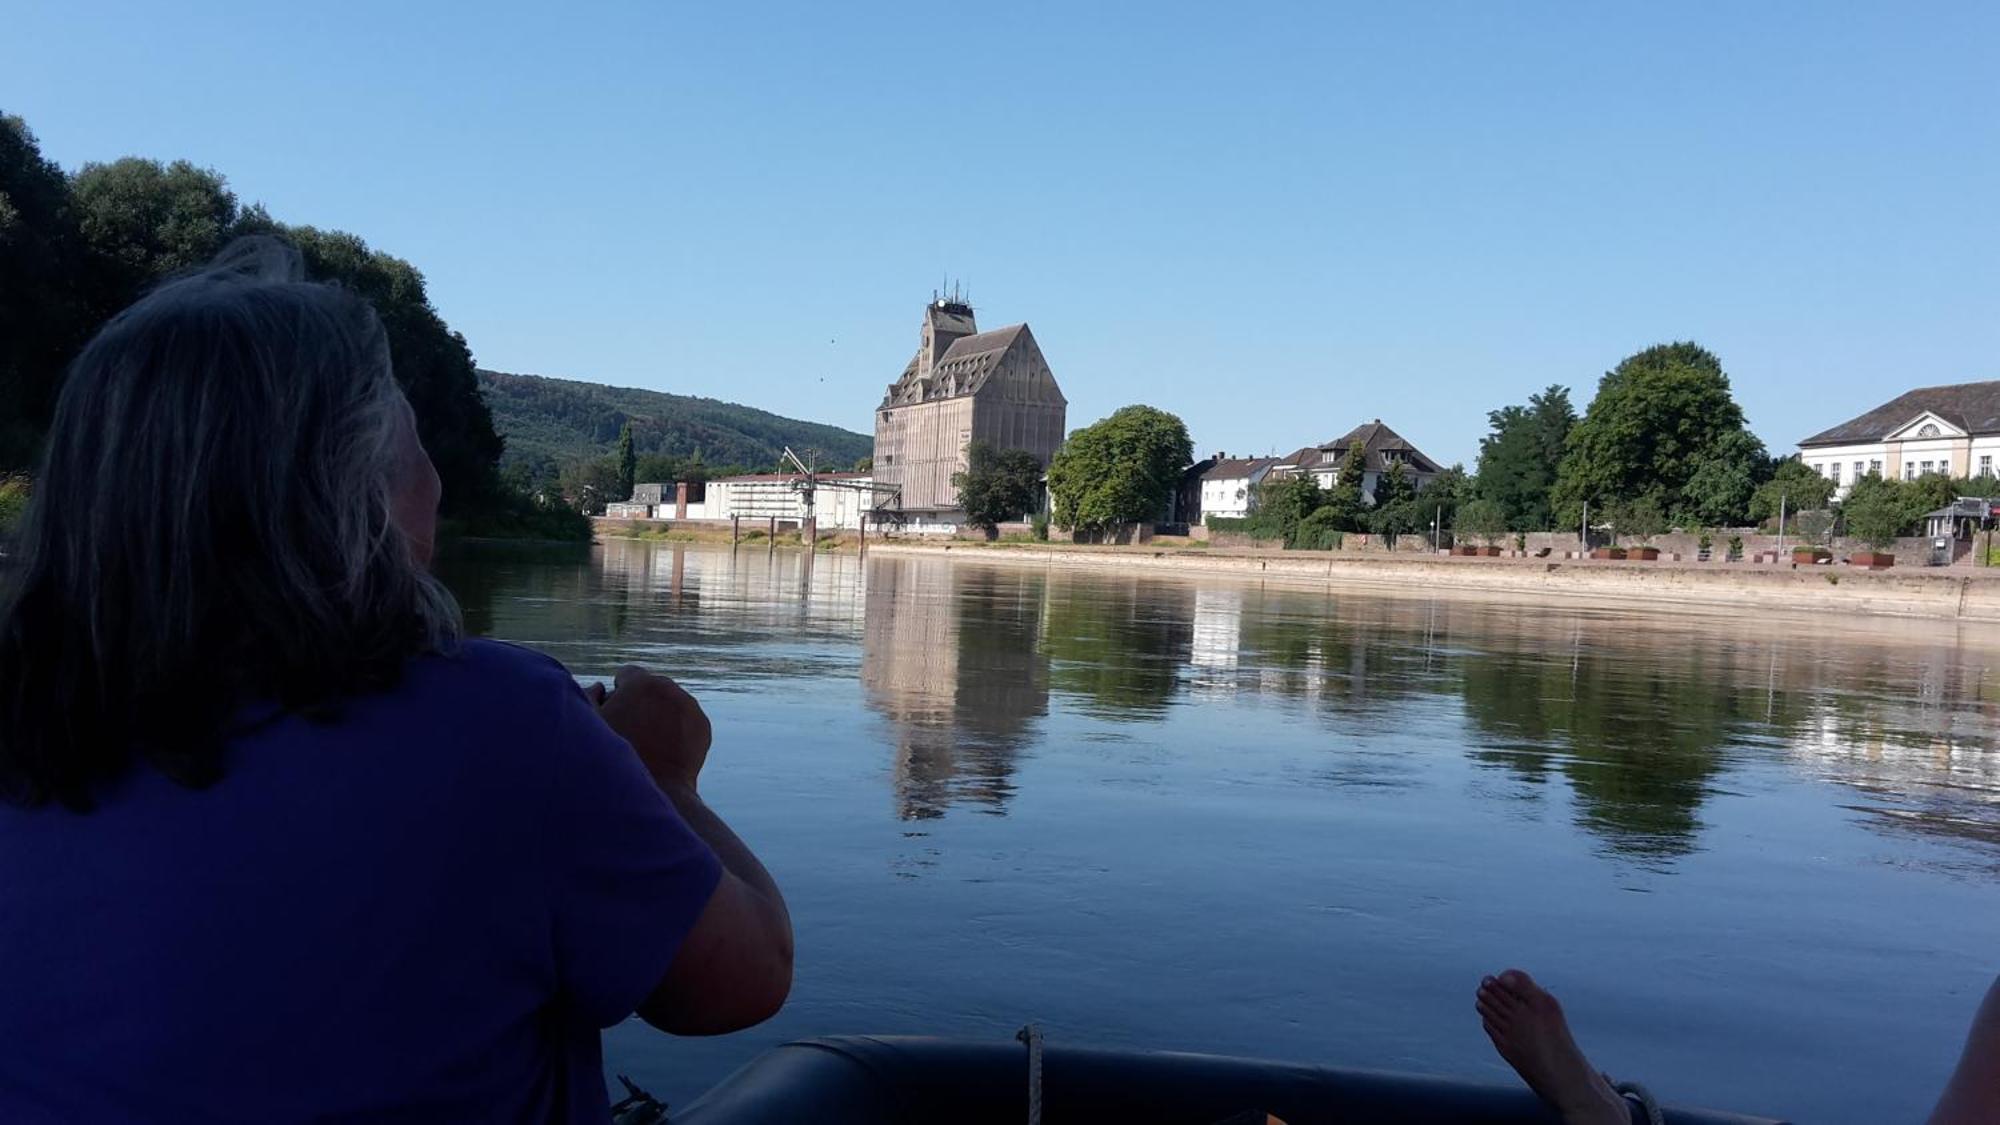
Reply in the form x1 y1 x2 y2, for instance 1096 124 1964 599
731 514 739 545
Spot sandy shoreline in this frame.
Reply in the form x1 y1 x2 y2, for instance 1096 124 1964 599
855 540 2000 623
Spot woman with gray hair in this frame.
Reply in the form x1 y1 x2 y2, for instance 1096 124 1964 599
0 238 792 1123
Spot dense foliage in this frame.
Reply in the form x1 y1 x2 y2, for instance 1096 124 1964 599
1551 343 1768 528
1748 457 1837 525
1455 497 1508 545
1047 406 1193 533
1245 473 1324 544
1474 385 1574 530
479 368 871 492
1834 472 1997 546
953 442 1045 532
1840 477 1911 548
0 113 561 531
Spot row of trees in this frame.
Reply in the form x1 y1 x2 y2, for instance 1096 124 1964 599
0 112 586 538
1470 343 1775 533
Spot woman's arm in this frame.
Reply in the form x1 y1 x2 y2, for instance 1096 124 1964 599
591 667 794 1035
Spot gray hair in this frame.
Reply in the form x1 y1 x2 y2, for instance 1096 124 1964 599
0 236 460 810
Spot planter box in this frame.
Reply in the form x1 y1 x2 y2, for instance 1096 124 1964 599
1590 547 1627 560
1792 548 1831 564
1851 550 1896 570
1478 546 1501 557
1629 546 1660 561
1451 545 1479 556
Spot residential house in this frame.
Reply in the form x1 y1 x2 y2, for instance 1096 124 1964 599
1196 455 1282 521
1270 420 1442 505
1798 380 2000 499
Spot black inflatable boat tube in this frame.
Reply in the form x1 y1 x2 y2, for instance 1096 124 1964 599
672 1035 1789 1124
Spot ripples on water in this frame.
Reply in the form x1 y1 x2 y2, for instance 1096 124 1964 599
437 541 2000 1124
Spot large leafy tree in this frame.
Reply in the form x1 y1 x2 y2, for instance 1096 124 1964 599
1047 405 1193 533
0 114 91 466
1551 343 1764 526
1475 385 1574 530
70 157 237 315
953 441 1045 532
1680 427 1767 527
0 112 549 531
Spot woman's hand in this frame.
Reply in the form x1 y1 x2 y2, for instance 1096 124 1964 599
590 665 712 792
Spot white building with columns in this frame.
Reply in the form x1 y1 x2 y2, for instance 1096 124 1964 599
1798 381 2000 499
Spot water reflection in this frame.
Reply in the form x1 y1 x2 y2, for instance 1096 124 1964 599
861 556 1048 819
439 541 2000 870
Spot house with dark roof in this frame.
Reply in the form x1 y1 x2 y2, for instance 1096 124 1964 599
1798 380 2000 497
873 295 1067 522
1269 420 1443 505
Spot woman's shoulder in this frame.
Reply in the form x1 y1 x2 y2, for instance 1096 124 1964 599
407 638 585 708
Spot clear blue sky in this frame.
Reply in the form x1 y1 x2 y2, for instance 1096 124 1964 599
7 2 1995 465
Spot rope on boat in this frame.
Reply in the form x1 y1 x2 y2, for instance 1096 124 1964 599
609 1074 668 1125
1016 1023 1044 1125
1613 1078 1665 1125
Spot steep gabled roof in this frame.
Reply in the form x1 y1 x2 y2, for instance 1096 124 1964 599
1800 381 2000 446
1315 420 1442 475
880 323 1036 408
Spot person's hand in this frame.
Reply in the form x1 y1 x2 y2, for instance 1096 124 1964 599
589 665 712 792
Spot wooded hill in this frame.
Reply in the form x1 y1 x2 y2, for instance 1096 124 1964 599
478 369 873 476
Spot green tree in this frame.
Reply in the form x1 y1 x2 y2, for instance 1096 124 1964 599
1424 464 1473 531
1365 462 1425 542
557 456 624 515
616 422 637 501
70 157 238 317
1293 506 1345 550
853 455 873 473
1046 406 1193 533
1456 497 1509 546
0 114 91 466
1551 343 1763 526
1680 427 1766 526
1606 495 1669 545
1842 479 1909 548
953 442 1045 532
1475 385 1575 529
1906 471 1958 516
1319 439 1367 531
1747 456 1836 526
1246 473 1324 542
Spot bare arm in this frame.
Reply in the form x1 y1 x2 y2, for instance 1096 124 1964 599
1930 974 2000 1125
591 668 794 1035
639 782 793 1034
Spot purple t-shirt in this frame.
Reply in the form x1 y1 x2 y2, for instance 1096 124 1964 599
0 639 722 1124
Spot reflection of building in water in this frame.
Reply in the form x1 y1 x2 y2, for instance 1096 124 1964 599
861 556 1048 819
1189 586 1244 675
1784 651 2000 855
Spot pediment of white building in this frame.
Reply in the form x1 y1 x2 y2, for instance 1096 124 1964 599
1887 411 1966 441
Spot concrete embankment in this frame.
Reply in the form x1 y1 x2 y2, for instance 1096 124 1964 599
862 542 2000 622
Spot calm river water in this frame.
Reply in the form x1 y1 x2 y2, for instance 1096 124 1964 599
438 540 2000 1123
